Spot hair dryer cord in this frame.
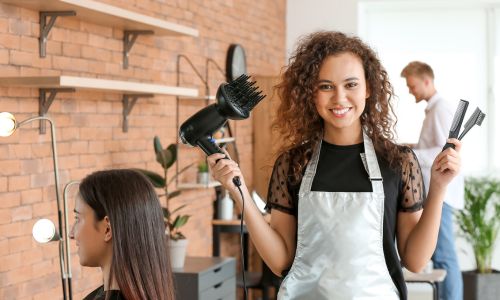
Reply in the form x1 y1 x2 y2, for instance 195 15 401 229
236 184 247 300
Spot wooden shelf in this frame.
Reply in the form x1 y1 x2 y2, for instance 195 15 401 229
0 76 198 97
178 137 235 148
0 0 199 37
0 75 198 133
214 137 235 144
177 181 221 190
212 219 245 226
178 95 216 101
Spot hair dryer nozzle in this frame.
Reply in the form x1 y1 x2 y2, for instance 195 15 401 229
216 74 266 120
179 74 266 158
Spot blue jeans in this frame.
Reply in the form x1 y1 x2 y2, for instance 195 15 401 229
432 202 463 300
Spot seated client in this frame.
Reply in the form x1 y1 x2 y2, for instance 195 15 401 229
70 169 174 300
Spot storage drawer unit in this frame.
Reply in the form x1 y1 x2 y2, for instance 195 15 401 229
173 256 236 300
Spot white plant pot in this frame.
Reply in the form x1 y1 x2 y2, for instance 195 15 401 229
197 172 209 184
169 238 188 269
217 195 234 220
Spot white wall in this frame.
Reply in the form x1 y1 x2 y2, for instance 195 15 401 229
286 0 358 59
287 0 500 59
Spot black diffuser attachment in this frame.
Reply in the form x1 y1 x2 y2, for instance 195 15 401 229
179 74 265 157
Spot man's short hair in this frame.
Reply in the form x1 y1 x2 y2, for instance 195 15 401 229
401 61 434 79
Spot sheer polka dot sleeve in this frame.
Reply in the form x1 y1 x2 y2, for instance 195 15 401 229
265 153 295 215
398 147 425 212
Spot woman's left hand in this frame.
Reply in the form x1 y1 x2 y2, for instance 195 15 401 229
430 138 462 188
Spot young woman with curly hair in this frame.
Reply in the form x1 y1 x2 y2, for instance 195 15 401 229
208 31 462 300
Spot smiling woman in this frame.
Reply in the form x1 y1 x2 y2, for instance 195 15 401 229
313 52 369 144
70 169 175 300
205 31 463 300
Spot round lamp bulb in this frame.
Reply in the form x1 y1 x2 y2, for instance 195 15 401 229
32 219 57 243
0 112 17 137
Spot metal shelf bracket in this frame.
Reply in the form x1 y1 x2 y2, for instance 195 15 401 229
122 93 154 132
39 88 75 134
39 11 76 57
123 30 154 69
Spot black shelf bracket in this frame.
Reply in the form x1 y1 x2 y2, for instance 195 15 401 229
39 88 75 134
122 94 154 132
123 30 154 69
39 11 76 57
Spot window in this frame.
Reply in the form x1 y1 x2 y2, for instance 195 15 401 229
359 2 497 175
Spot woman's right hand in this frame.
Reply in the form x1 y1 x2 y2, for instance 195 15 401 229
207 153 246 193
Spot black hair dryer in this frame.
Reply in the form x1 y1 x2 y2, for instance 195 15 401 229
179 74 265 185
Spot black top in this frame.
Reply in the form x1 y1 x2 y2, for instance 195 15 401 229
83 286 125 300
265 141 425 300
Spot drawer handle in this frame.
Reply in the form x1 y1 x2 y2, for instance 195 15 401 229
213 267 222 273
213 282 223 289
214 282 223 289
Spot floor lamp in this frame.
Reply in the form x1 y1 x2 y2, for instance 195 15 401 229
0 112 72 300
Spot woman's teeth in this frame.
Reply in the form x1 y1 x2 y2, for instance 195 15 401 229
331 107 351 115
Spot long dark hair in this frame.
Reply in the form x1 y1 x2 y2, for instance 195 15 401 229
275 31 403 182
79 169 175 300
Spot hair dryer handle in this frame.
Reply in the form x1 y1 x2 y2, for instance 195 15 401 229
196 137 224 156
196 137 241 187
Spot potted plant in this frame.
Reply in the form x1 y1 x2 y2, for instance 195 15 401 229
197 160 209 184
456 177 500 300
135 136 193 269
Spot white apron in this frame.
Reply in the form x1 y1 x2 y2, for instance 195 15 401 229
278 131 399 300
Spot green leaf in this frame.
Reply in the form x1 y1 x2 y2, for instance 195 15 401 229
167 190 181 199
154 137 167 169
170 232 186 241
162 207 169 219
153 136 163 157
156 150 167 169
155 143 177 170
133 169 165 188
164 144 177 169
172 215 190 229
198 160 209 172
456 177 500 273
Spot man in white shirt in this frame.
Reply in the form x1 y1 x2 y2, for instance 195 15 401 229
401 61 464 300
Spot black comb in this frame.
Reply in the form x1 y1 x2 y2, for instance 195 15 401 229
458 107 486 140
443 99 469 151
216 74 266 120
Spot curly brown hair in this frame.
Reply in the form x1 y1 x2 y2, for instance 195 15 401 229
274 31 403 183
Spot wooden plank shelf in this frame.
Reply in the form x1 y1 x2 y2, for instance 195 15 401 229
178 137 235 149
178 95 216 101
0 0 198 66
214 137 235 144
177 181 221 190
0 0 199 36
0 76 198 97
0 75 198 133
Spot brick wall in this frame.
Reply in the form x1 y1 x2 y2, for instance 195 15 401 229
0 0 286 299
